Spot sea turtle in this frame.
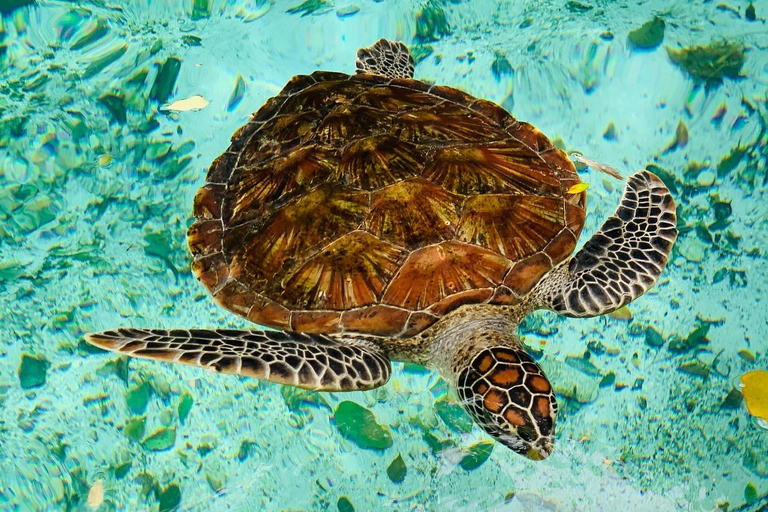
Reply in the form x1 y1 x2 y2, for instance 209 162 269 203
87 39 677 460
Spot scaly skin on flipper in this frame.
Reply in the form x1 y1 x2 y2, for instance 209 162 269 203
534 170 677 317
86 329 391 391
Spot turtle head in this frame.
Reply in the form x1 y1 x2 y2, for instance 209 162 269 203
456 346 557 460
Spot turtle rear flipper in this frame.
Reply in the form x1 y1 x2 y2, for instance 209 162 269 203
356 39 414 79
85 329 391 391
537 170 677 317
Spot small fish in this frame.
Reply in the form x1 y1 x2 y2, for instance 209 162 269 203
98 154 112 166
567 182 589 194
161 95 210 112
569 152 624 180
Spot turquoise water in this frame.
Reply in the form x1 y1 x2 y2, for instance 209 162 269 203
1 0 767 510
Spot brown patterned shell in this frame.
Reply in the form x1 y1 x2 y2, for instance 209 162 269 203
189 71 586 337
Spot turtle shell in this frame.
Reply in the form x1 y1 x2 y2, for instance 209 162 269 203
188 71 587 337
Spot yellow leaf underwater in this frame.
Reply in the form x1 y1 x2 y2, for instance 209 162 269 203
161 95 210 112
741 370 768 421
567 183 589 194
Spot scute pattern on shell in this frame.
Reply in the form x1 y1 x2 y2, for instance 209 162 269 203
188 71 586 337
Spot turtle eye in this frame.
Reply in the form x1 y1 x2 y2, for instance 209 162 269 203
456 347 557 460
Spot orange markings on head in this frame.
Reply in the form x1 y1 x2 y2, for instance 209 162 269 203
535 396 551 418
489 367 522 386
484 389 505 413
475 381 489 394
504 407 527 427
493 349 519 363
527 375 551 393
476 354 494 372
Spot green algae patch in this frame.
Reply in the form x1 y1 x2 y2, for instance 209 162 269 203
125 381 152 415
158 483 181 512
178 391 193 424
667 41 746 86
142 427 176 451
337 496 355 512
114 461 132 479
459 441 494 471
387 454 407 483
423 429 455 455
414 1 452 43
150 57 182 104
628 17 665 49
18 353 49 389
435 398 474 433
491 51 513 81
123 416 146 442
333 401 392 450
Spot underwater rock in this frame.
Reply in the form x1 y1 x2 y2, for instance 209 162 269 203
628 16 665 49
336 5 359 18
679 239 706 263
459 441 494 470
386 454 407 483
18 353 49 389
333 401 392 450
677 360 710 379
565 1 592 13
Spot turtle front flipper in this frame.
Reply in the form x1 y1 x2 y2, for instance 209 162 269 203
356 39 414 79
85 329 391 391
537 170 677 317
